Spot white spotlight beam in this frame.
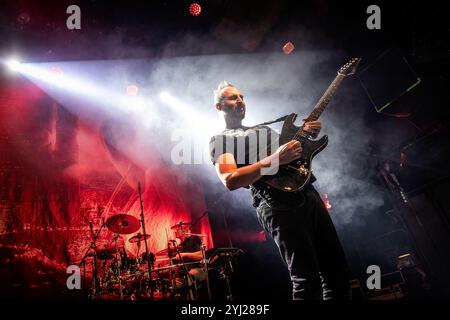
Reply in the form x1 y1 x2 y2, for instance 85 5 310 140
5 59 21 71
6 61 156 128
158 91 220 137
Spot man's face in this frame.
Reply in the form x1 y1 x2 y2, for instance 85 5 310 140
217 86 246 119
175 227 190 241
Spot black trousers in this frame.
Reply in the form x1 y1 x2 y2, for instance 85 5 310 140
256 186 351 300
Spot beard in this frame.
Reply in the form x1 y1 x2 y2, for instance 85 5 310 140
235 104 245 118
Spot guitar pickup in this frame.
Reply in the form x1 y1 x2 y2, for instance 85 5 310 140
298 164 309 176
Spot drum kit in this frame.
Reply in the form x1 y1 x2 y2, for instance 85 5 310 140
79 213 242 300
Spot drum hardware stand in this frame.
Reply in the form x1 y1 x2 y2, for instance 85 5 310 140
78 218 106 300
210 248 242 300
217 253 234 300
218 267 233 300
113 232 124 300
167 241 177 298
170 241 194 299
137 182 154 299
201 242 212 300
89 221 99 299
171 238 212 300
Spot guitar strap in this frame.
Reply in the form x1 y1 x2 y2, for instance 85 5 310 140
247 113 313 205
249 114 289 128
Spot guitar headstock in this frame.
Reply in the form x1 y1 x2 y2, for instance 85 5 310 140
338 57 362 76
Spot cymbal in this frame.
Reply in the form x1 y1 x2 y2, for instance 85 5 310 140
106 213 140 235
129 233 150 243
170 221 192 230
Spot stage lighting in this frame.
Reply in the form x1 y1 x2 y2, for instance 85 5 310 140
49 66 64 77
158 90 220 137
159 91 170 100
5 59 21 71
324 193 332 209
127 84 139 96
282 42 295 55
189 3 202 16
17 12 31 25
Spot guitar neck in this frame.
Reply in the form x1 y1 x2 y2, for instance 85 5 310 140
293 73 345 140
307 73 345 121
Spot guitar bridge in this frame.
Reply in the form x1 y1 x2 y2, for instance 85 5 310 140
298 164 309 176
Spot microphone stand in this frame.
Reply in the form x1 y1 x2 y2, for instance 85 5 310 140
138 182 154 299
171 241 198 300
78 218 106 299
201 242 212 300
89 221 98 299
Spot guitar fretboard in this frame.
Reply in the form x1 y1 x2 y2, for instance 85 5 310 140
308 74 345 121
295 73 345 139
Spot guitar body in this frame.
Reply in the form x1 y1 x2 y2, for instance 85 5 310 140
260 113 328 192
258 57 361 192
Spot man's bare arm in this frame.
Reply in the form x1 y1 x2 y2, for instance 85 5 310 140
215 140 302 191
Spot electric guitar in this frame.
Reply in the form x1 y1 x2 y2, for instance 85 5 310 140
259 57 361 192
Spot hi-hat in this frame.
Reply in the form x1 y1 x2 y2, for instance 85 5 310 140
129 233 151 243
106 213 140 235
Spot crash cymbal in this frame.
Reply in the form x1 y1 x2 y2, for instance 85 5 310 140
170 221 192 230
129 233 150 243
106 213 140 235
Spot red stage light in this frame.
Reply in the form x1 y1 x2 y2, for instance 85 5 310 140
189 3 202 16
282 41 295 54
17 12 30 25
127 84 139 96
324 193 332 209
257 230 266 242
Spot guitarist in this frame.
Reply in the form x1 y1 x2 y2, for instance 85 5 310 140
209 81 351 300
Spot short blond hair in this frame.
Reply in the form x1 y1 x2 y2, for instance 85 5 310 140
213 80 234 104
